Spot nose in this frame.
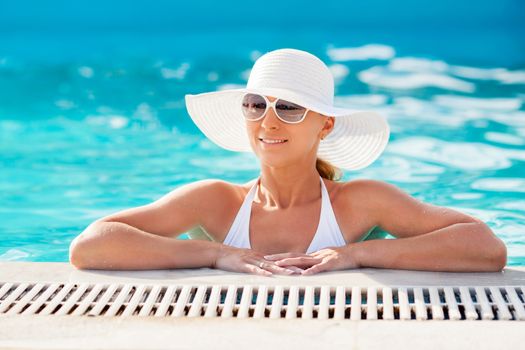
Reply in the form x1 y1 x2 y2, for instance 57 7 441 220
260 97 280 129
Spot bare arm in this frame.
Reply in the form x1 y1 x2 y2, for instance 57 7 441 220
348 180 507 272
69 221 221 270
353 222 506 272
69 179 233 270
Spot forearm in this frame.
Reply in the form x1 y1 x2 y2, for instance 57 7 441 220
69 221 220 270
353 222 507 272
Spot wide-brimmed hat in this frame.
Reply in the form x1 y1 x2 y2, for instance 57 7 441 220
185 48 390 170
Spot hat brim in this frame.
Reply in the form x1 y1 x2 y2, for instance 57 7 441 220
185 88 390 171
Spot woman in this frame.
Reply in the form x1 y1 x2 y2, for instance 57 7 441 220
69 48 507 276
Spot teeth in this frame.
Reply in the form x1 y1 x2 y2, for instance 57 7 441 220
261 139 286 144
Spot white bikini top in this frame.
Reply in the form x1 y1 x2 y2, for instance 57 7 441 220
222 175 347 253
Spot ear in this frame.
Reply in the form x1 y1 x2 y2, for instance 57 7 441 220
319 116 335 140
322 116 335 133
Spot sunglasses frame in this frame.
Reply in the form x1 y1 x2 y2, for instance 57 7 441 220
241 93 310 124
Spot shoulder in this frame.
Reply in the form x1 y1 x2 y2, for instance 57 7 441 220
333 178 394 205
339 178 407 199
149 178 245 223
332 178 411 227
336 178 420 215
340 178 394 191
169 178 251 208
176 177 254 225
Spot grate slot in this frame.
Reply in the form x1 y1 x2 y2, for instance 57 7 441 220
317 286 330 320
413 287 427 320
269 285 285 319
54 283 90 316
154 285 177 317
187 285 207 317
475 287 494 320
119 284 146 317
22 283 63 315
238 285 253 319
349 286 361 320
105 284 133 317
139 285 163 317
0 283 29 313
506 286 525 320
172 285 192 317
87 284 118 316
72 283 104 316
219 285 237 318
253 285 268 319
41 283 75 315
299 286 312 319
334 286 346 320
398 287 410 320
284 286 299 319
365 287 378 320
6 283 45 315
489 286 512 320
203 285 220 318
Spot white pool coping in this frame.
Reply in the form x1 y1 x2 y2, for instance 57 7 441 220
1 262 524 350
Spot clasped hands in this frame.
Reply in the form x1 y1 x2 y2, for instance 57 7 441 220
261 244 360 276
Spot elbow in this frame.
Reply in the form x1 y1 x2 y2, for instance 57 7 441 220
69 240 84 269
69 235 93 269
491 241 507 272
69 236 86 269
68 221 108 269
475 222 507 272
482 236 507 272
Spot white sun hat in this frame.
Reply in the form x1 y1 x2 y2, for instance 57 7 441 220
185 48 390 170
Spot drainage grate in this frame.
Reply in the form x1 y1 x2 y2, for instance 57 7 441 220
1 283 524 320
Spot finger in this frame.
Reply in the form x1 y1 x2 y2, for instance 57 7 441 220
251 260 295 275
274 261 314 269
301 262 329 275
245 264 273 277
274 257 323 266
263 263 297 275
267 263 304 274
263 252 306 260
286 266 304 274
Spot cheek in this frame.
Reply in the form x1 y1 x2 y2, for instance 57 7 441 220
246 125 261 152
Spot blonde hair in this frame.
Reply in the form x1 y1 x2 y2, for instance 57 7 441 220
316 157 343 181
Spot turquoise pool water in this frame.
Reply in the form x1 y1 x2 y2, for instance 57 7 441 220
1 8 524 266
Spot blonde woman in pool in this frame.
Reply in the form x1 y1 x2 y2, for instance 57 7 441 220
69 49 507 275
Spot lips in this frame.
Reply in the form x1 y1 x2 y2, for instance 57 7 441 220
259 138 288 144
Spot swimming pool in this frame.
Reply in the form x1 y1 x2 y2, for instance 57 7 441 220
1 2 524 266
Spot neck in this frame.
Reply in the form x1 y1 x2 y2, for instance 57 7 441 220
255 168 322 209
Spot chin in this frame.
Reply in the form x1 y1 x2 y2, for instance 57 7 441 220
259 155 297 168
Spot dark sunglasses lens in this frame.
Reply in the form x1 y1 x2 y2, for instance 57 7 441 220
241 94 266 120
276 99 307 122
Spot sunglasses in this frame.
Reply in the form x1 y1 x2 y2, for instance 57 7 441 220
241 93 309 124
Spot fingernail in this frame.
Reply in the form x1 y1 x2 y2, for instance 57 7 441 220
264 255 273 259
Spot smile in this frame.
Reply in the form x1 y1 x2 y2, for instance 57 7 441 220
259 138 288 144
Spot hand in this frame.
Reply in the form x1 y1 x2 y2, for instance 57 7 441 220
264 245 360 275
212 244 303 276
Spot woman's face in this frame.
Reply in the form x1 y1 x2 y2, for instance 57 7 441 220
246 95 335 168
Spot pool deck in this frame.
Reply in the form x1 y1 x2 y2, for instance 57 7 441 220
1 262 524 349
